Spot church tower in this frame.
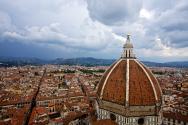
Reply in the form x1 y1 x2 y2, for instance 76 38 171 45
95 35 163 125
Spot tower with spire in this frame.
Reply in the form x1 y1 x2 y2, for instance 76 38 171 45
121 34 135 58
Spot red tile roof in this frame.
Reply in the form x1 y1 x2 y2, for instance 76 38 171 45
163 111 188 122
92 119 118 125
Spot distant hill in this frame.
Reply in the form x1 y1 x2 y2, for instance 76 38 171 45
0 57 188 68
0 57 48 67
143 61 188 68
52 57 115 66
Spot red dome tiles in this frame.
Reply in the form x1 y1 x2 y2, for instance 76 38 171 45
97 59 162 106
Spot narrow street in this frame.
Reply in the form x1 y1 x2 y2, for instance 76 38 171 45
77 77 87 97
22 68 46 125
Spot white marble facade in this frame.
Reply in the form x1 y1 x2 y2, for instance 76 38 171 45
97 108 161 125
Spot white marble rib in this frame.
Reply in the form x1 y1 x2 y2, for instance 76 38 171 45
139 61 163 96
100 59 122 99
135 60 158 101
125 59 129 106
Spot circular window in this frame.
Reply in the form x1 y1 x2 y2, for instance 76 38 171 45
110 113 116 121
138 118 144 125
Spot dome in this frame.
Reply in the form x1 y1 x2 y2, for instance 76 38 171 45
96 35 162 117
97 59 162 104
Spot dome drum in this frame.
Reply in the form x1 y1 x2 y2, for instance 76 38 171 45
98 99 160 117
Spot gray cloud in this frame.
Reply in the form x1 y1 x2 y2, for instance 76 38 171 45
0 0 123 52
0 0 188 61
151 0 188 48
86 0 142 25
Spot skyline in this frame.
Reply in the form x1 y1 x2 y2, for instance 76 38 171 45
0 0 188 62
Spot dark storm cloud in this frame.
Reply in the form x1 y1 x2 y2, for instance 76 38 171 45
0 38 56 59
0 0 188 61
86 0 142 25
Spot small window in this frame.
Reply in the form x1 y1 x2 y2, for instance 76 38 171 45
110 113 116 121
138 118 144 125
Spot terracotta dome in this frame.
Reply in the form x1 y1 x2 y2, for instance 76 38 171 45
96 35 162 117
97 59 162 106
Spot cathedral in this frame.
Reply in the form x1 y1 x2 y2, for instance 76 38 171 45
95 35 163 125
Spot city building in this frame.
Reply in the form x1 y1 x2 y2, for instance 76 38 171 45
95 35 163 125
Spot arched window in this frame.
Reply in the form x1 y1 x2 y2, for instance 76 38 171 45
110 113 116 121
138 118 144 125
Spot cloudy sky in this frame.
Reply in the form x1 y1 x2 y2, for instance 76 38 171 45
0 0 188 62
